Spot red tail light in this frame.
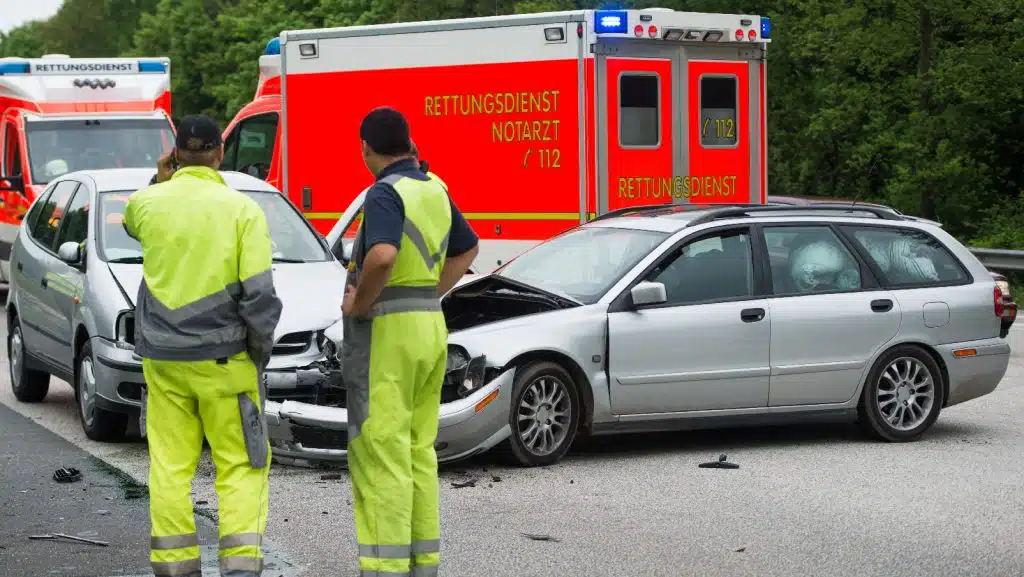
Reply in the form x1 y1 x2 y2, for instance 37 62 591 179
994 286 1004 317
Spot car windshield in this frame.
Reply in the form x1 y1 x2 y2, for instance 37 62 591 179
97 190 330 263
26 118 173 184
497 226 669 304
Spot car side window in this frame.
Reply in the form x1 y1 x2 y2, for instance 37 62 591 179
763 226 862 294
644 229 754 305
53 187 90 248
842 226 969 286
24 183 56 232
29 181 79 250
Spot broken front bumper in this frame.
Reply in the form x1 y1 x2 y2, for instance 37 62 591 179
264 367 517 465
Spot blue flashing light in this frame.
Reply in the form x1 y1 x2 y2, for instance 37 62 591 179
760 16 772 40
0 62 31 75
265 37 281 56
594 10 628 35
138 60 167 73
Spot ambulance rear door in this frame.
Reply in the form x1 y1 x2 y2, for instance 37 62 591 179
593 10 768 213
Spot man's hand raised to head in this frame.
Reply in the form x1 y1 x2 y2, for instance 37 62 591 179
155 151 176 183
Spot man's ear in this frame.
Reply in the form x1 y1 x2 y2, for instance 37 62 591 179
361 140 372 158
213 144 225 168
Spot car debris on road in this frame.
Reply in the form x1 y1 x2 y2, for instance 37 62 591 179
28 533 109 547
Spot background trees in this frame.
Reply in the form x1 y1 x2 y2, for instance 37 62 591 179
2 0 1021 249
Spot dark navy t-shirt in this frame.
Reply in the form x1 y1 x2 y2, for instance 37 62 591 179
361 158 479 258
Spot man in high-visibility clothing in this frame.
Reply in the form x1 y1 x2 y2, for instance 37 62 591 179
123 114 283 577
341 107 478 577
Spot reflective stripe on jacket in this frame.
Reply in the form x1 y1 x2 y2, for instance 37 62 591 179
123 166 283 363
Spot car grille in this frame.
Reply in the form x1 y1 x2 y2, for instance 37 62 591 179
290 423 348 450
273 331 313 356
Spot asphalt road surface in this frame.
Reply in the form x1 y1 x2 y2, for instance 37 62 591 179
1 304 1022 577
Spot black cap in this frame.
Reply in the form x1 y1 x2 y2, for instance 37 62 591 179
175 114 223 152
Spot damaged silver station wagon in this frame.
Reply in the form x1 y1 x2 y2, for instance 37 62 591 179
262 199 1013 468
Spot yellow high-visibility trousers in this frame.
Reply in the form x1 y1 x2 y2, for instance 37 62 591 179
343 309 447 577
144 351 271 577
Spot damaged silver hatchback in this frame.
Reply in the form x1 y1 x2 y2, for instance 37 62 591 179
264 200 1012 468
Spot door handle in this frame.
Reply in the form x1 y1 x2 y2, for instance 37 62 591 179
871 299 893 313
16 261 22 271
741 308 765 322
41 277 48 289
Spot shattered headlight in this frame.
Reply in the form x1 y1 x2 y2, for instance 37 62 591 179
446 345 487 397
315 330 338 360
114 310 135 350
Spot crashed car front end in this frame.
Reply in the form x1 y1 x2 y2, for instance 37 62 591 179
263 334 517 465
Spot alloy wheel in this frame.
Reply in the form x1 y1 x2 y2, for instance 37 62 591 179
9 328 23 389
79 356 97 428
516 376 572 456
876 356 935 431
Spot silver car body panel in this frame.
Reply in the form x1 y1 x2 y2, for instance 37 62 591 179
234 201 1013 464
7 168 346 414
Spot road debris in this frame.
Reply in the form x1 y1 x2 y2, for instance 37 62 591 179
491 475 502 483
195 500 209 505
320 473 343 481
734 547 746 553
53 467 82 483
521 533 560 543
124 487 147 499
29 533 109 547
699 454 739 469
450 478 477 489
94 510 110 516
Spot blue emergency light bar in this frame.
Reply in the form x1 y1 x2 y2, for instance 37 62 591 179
0 62 31 75
265 38 281 56
760 17 772 39
138 60 168 73
594 10 628 34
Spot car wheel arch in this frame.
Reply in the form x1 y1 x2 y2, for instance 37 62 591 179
855 340 950 409
7 303 18 332
504 349 594 434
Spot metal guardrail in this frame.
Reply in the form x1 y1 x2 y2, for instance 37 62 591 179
970 248 1024 272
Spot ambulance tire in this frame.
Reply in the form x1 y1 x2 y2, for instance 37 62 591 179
505 361 581 468
8 316 51 403
76 341 129 442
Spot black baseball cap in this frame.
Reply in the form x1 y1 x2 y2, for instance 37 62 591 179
175 114 223 152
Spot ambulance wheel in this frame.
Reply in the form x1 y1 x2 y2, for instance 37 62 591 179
76 341 128 442
9 316 50 403
506 361 580 467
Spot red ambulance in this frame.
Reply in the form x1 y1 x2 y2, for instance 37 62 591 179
0 55 174 282
222 8 771 270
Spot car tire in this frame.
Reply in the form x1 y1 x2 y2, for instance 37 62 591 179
8 316 50 403
76 340 129 442
505 361 581 467
857 345 943 442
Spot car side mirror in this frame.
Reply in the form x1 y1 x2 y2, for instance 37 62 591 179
337 238 354 266
0 174 24 195
630 281 667 307
57 241 82 265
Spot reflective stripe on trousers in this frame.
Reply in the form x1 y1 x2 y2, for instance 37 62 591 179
150 532 201 577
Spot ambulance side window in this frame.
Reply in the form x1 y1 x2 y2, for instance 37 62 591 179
619 74 660 148
3 123 23 177
222 113 278 180
700 76 738 147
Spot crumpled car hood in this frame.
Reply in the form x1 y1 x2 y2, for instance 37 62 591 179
108 261 347 339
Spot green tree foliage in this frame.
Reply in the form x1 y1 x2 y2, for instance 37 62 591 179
1 0 1020 246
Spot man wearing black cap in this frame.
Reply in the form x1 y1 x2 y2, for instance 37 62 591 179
341 107 477 577
124 114 282 577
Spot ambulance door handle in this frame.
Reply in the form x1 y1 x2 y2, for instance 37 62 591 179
302 187 312 211
41 277 48 289
17 261 23 272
